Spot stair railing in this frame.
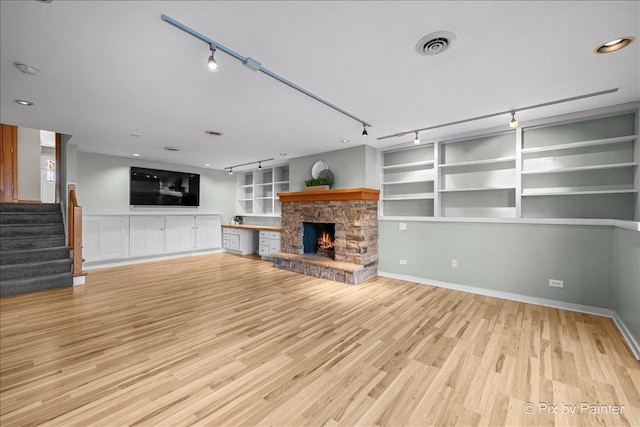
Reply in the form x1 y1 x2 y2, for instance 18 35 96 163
67 184 84 277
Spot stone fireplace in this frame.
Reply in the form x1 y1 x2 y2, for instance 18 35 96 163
273 188 379 284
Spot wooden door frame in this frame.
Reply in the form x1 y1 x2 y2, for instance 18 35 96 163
0 124 19 203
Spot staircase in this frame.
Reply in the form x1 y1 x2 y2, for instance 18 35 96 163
0 203 73 297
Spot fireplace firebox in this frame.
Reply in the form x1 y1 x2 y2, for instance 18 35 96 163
303 222 335 259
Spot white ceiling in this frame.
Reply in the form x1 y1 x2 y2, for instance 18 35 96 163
1 1 638 171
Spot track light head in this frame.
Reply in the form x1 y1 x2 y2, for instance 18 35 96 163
258 162 262 169
207 44 219 72
510 111 518 128
229 168 233 175
413 132 420 145
362 124 368 137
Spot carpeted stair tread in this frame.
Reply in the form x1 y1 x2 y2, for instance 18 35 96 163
0 223 64 237
0 235 66 251
0 212 63 225
1 258 72 280
0 246 70 265
0 203 61 212
0 272 73 297
0 203 73 296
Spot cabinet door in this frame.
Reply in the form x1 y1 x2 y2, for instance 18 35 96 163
83 216 128 262
195 216 222 249
229 234 240 251
130 216 165 257
165 216 195 253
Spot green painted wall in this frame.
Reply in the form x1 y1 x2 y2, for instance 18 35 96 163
378 221 614 308
613 228 640 343
75 151 236 223
289 145 377 191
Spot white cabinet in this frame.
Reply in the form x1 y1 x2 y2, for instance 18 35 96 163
82 215 129 262
165 215 196 253
259 230 281 259
130 216 165 257
195 215 222 249
83 214 223 264
165 215 222 252
222 227 258 255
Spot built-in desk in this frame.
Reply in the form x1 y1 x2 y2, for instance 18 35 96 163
221 225 281 257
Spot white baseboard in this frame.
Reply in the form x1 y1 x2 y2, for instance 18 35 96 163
73 276 86 286
612 312 640 360
83 249 224 271
378 271 640 360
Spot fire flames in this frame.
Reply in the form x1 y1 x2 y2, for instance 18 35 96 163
317 230 334 252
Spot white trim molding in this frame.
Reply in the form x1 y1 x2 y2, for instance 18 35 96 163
379 271 640 360
83 249 224 271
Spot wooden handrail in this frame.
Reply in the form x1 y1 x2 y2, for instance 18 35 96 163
67 184 84 277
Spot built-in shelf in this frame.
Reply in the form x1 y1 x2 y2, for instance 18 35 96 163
383 179 434 185
235 165 289 216
382 195 435 201
439 156 516 168
521 135 637 154
440 186 515 193
382 160 435 170
522 188 637 196
380 110 638 220
522 162 637 175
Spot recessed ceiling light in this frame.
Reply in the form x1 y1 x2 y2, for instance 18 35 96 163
204 163 211 167
595 36 635 54
341 139 349 143
205 130 224 136
14 62 39 75
164 146 180 152
35 0 53 3
132 153 141 157
130 133 142 137
15 99 34 106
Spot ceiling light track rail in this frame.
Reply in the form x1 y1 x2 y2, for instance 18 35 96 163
161 14 372 129
225 158 274 174
377 88 619 141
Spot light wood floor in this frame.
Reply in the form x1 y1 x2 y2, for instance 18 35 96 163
1 253 638 426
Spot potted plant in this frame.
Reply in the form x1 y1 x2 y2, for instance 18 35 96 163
233 215 244 225
304 177 332 191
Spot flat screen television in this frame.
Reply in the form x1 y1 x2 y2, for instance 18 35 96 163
130 167 200 206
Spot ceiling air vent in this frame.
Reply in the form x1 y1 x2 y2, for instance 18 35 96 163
415 31 457 56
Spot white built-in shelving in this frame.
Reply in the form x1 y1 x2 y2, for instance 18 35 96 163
381 109 638 221
235 165 289 216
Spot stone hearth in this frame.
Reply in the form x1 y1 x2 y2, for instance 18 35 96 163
273 188 379 284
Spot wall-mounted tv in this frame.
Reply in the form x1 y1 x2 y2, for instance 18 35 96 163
130 167 200 206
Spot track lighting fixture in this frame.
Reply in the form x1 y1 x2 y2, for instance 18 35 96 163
207 44 219 72
362 124 368 137
162 14 371 136
225 158 274 174
414 132 420 145
377 88 618 141
509 111 518 128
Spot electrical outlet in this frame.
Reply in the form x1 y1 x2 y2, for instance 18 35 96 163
451 259 458 268
399 223 407 231
399 259 407 265
541 156 554 163
549 279 564 288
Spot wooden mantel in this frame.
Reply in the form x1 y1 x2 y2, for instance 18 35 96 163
278 187 380 202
